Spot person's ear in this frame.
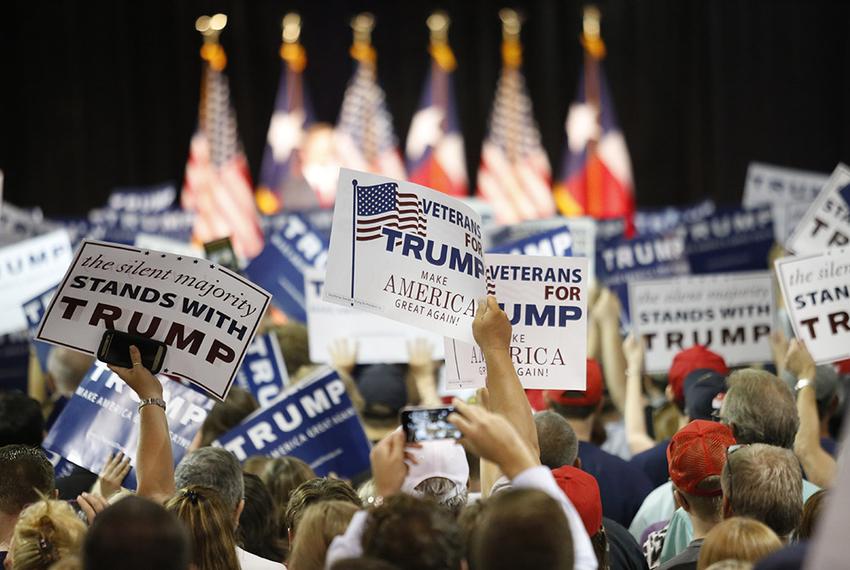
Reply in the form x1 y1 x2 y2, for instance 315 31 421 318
722 495 733 519
234 498 245 528
573 457 582 470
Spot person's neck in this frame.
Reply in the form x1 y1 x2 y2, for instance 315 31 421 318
0 512 18 551
566 416 594 442
689 515 718 540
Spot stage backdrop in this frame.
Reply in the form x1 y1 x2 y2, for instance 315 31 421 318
1 0 849 215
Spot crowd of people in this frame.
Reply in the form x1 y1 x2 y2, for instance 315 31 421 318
0 287 847 570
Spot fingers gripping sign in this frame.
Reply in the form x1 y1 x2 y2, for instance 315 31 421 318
472 296 512 352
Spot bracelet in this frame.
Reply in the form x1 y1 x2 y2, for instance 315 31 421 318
138 397 167 412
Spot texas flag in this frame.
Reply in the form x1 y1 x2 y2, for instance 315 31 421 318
405 40 468 197
554 36 635 233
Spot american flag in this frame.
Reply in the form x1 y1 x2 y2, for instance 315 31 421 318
476 52 555 224
355 181 426 242
181 45 264 260
335 56 406 181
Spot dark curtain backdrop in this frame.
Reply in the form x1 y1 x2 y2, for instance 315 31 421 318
1 0 849 217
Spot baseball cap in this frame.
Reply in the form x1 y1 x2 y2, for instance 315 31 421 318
401 439 469 498
544 359 603 408
551 465 603 536
683 370 727 421
356 364 408 420
668 346 728 405
667 420 735 496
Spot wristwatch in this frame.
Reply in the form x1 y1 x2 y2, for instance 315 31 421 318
794 378 813 393
138 397 167 412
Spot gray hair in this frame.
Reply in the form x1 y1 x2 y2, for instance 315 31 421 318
414 477 468 515
534 411 579 469
47 348 94 396
721 444 802 538
720 369 798 449
174 447 244 512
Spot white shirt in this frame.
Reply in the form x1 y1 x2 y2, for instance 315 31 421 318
236 546 285 570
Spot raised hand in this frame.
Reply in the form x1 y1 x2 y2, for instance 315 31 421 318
472 296 512 352
107 345 163 400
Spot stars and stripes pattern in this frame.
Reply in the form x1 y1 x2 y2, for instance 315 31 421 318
355 182 426 242
476 66 555 224
335 62 406 181
181 57 264 260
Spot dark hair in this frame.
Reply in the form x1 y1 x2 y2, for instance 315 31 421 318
165 486 240 570
471 488 573 570
284 478 361 535
549 401 597 420
198 387 258 447
534 410 579 468
0 444 54 514
83 496 191 570
362 494 463 570
238 473 286 562
0 390 44 447
797 489 827 540
262 456 317 516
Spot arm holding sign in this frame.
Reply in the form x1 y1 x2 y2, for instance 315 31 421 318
108 346 175 504
786 340 837 488
594 289 627 414
623 334 656 454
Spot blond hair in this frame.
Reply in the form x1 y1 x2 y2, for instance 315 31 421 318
165 486 239 570
9 499 86 570
287 501 358 570
697 517 782 569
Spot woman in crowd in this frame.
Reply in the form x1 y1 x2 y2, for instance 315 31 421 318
165 486 240 570
287 501 358 570
697 518 782 569
5 499 86 570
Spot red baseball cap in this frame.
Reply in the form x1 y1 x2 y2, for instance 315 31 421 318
552 465 603 536
667 420 735 496
668 346 728 405
544 359 603 408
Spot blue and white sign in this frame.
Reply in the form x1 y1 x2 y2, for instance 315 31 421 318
107 183 177 213
682 205 774 274
43 361 214 490
244 214 328 323
786 164 850 254
214 367 371 479
634 200 716 235
21 286 56 372
489 226 572 257
235 333 289 408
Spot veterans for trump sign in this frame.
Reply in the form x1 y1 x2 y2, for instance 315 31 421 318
775 249 850 364
324 170 487 344
629 272 774 373
444 255 588 391
786 164 850 254
35 240 271 400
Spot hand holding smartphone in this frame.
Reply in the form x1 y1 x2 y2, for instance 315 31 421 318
97 330 167 374
400 405 462 443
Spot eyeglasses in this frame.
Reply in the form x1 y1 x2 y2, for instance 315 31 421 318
724 444 749 504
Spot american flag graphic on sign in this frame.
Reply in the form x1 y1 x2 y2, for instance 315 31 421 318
355 181 427 242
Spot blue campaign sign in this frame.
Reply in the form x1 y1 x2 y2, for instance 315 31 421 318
244 214 328 323
215 367 371 480
235 333 289 408
43 362 214 490
21 286 56 372
44 449 80 480
596 231 691 322
634 200 716 235
107 183 177 213
489 226 573 257
683 205 774 274
86 208 195 245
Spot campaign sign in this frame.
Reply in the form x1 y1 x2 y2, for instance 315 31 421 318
214 367 371 479
235 333 289 408
444 255 588 390
87 209 195 246
305 268 444 364
0 230 73 335
786 164 850 254
743 162 829 243
634 200 716 235
489 217 597 278
107 183 177 213
21 286 56 372
774 249 850 364
489 226 573 257
244 214 328 323
35 240 271 400
596 231 690 322
683 205 774 274
43 361 214 490
324 169 487 344
629 272 774 373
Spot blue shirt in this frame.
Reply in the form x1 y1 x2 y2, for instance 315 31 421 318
578 441 654 527
629 439 671 489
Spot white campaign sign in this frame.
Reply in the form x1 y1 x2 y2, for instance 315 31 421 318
0 230 73 335
629 272 775 373
324 169 487 343
444 254 588 390
35 240 271 400
786 164 850 254
305 268 445 363
775 249 850 364
743 162 829 244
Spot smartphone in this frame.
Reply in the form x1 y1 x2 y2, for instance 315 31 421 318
97 330 167 374
203 237 240 273
400 406 462 443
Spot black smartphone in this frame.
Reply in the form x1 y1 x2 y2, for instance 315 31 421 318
97 330 167 374
400 406 462 443
203 237 240 273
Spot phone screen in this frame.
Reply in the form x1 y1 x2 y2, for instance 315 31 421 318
204 237 240 273
98 331 166 374
401 406 462 443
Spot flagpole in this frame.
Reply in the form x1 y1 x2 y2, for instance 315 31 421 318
581 5 606 218
350 179 358 305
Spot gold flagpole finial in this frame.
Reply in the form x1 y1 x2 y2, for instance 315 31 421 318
280 12 306 71
350 12 376 64
427 11 450 43
282 12 301 43
196 13 228 70
581 5 606 60
499 8 522 68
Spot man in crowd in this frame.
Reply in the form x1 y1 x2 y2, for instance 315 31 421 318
0 445 55 564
